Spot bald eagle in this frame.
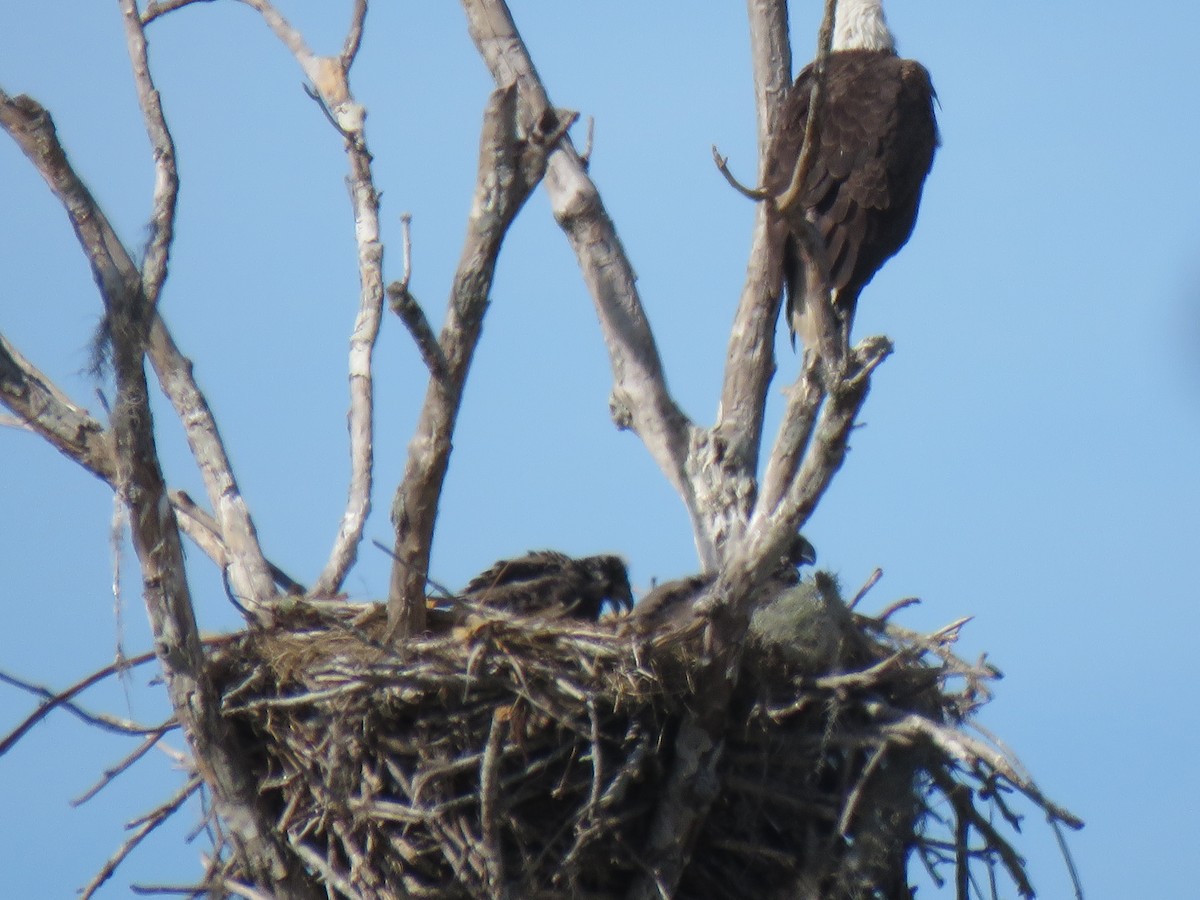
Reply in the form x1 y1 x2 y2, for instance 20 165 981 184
766 0 939 349
462 551 633 621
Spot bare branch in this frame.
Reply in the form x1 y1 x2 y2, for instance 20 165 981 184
0 335 297 588
119 0 178 305
459 0 699 536
341 0 368 71
386 215 450 376
848 566 884 610
0 649 162 758
171 490 305 593
749 338 892 576
712 0 793 474
219 0 381 596
757 350 823 511
0 89 279 611
774 0 845 367
746 0 794 158
72 727 176 806
104 187 321 900
0 331 115 480
385 82 559 638
141 0 215 26
388 281 447 380
0 669 172 738
80 776 202 900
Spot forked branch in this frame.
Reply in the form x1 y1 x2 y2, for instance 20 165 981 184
460 0 700 542
385 83 568 639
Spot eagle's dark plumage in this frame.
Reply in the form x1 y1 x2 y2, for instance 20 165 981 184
632 534 817 633
765 0 938 349
462 550 634 621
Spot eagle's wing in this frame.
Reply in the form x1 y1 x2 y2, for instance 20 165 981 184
462 550 573 595
767 51 937 335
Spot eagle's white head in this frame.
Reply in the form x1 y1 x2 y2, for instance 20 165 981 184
832 0 896 53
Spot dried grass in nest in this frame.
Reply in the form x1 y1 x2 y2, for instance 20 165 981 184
204 580 1080 899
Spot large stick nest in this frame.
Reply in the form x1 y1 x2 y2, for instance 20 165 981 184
206 578 1074 899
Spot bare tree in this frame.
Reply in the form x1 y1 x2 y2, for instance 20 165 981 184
1 1 1080 897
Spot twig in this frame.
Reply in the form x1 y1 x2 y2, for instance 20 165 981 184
130 883 208 896
478 710 507 897
80 776 202 900
579 115 595 167
1050 816 1086 900
387 281 447 380
711 145 769 200
0 651 161 756
0 669 171 738
288 838 367 900
881 708 1084 830
848 566 884 610
836 737 891 836
73 727 176 806
874 595 922 622
341 0 369 70
399 212 414 289
119 0 177 306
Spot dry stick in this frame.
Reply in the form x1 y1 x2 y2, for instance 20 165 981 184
120 0 176 306
141 0 214 25
72 727 175 806
459 0 700 552
478 710 507 898
848 566 884 610
384 210 441 375
340 0 368 70
123 0 276 607
218 0 383 598
171 490 304 592
933 770 1035 900
80 776 202 900
384 83 564 639
288 839 367 900
0 650 161 756
0 332 115 478
0 669 171 738
387 281 447 380
882 709 1084 830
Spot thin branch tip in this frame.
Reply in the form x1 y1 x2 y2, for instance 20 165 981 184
712 145 769 200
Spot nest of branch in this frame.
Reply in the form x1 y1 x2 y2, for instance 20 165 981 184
205 580 1054 899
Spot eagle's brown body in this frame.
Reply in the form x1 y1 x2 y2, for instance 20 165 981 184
766 48 938 347
463 551 633 621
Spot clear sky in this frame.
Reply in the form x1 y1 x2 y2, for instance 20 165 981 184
2 2 1198 897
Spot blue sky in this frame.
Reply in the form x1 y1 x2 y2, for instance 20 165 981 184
2 1 1198 896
